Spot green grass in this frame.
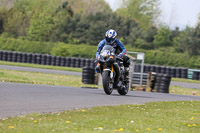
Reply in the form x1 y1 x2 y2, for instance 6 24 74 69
170 86 200 96
0 69 98 88
172 78 200 84
0 61 82 72
0 101 199 133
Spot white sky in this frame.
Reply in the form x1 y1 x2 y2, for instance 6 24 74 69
105 0 200 29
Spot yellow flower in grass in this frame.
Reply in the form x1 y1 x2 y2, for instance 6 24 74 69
8 126 14 129
146 128 151 131
66 121 71 124
98 127 103 130
119 128 124 131
82 109 86 112
33 120 37 123
136 129 139 132
190 117 194 120
188 124 193 127
158 128 163 131
192 124 197 127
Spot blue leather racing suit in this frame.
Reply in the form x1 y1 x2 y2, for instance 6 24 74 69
96 39 127 59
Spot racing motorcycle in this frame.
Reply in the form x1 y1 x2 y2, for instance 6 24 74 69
96 45 129 95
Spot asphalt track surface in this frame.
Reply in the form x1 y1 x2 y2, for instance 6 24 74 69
0 65 200 89
0 82 200 118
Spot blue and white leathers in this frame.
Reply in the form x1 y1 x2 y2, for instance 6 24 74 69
96 39 127 59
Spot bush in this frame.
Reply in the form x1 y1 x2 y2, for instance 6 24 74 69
0 37 54 54
51 42 70 57
51 44 96 58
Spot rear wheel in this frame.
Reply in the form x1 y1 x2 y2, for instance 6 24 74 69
117 82 128 95
102 71 113 95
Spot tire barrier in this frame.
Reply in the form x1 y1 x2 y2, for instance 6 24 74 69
193 71 200 80
0 50 97 69
153 74 171 93
0 50 196 80
134 64 189 79
82 67 95 84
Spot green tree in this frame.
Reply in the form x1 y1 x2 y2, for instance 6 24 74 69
153 26 172 47
116 0 160 29
173 27 200 56
0 8 7 34
26 10 54 41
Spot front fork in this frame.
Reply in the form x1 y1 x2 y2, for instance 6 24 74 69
103 64 114 83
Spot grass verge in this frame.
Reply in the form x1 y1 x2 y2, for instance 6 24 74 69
1 61 200 84
0 69 97 88
172 78 200 84
170 86 200 96
0 61 82 72
0 101 199 133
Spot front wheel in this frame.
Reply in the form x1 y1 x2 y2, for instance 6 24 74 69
102 71 113 95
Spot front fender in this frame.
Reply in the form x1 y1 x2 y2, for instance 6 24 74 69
103 69 113 79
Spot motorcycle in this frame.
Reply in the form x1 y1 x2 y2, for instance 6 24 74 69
96 45 129 95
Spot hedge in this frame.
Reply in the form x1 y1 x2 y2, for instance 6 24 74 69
0 37 200 69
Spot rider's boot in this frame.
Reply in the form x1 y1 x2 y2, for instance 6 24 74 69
95 63 101 73
125 67 130 80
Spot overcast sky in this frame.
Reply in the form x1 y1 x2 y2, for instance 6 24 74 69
105 0 200 29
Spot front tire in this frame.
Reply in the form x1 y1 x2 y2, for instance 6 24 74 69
102 71 113 95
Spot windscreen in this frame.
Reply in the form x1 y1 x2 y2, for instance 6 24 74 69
101 45 115 52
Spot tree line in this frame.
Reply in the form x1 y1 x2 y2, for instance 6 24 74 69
0 0 200 57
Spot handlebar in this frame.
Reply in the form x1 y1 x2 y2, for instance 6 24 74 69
116 56 123 61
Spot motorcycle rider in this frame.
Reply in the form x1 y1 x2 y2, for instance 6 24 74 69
95 29 130 85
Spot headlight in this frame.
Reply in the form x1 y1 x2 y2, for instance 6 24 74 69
100 50 110 58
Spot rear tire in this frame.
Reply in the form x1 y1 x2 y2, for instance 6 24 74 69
102 71 113 95
117 83 128 95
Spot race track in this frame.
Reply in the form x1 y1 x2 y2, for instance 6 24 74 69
0 82 200 118
0 65 200 89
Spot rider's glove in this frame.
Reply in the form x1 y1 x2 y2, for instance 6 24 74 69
96 55 100 60
118 53 124 58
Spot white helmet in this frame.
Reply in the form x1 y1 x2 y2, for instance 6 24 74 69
105 29 117 44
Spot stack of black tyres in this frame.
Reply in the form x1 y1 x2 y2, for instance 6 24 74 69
7 51 12 62
65 57 71 67
175 68 181 78
154 74 171 93
150 65 156 72
134 64 141 72
160 66 166 74
80 58 86 68
170 67 176 78
166 67 171 76
75 58 80 68
181 68 188 79
55 56 61 66
193 71 199 80
82 67 95 84
12 52 17 62
155 66 161 73
60 57 66 66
